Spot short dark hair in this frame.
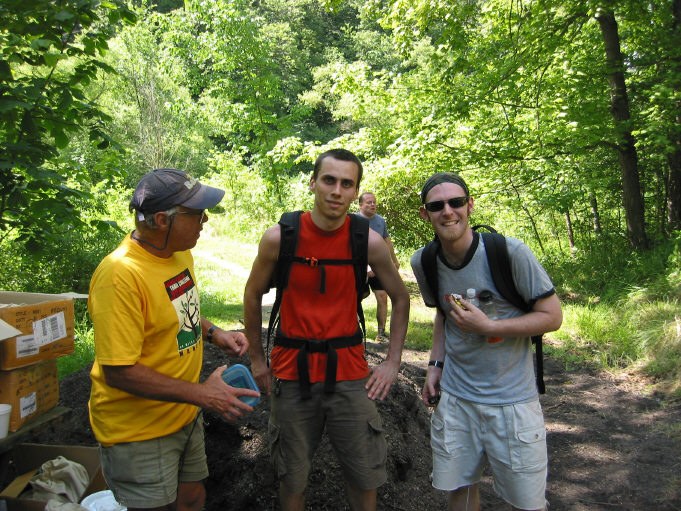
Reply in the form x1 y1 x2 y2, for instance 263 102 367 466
313 149 363 188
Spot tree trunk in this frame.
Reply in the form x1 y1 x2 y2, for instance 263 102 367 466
668 151 681 232
596 10 649 248
590 193 602 235
565 210 575 251
668 0 681 232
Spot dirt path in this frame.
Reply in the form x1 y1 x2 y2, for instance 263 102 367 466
364 338 681 510
11 338 681 510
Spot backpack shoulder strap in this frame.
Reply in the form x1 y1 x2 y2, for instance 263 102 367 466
480 231 545 394
276 210 303 290
472 224 498 234
348 214 369 293
420 237 444 315
479 232 528 313
266 211 303 356
349 213 369 339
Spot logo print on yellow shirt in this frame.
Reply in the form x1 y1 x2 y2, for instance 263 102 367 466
165 268 200 353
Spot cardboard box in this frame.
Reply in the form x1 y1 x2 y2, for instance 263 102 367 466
0 291 75 370
0 360 59 432
0 443 105 511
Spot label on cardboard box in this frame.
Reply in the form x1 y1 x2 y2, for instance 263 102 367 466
14 312 68 358
0 360 59 432
20 392 37 418
15 334 40 358
33 311 67 346
0 292 75 370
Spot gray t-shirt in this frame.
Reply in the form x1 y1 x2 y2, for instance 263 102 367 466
410 233 555 405
359 212 389 239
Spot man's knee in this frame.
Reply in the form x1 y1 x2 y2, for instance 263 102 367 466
448 484 480 511
176 481 205 511
279 483 306 511
345 483 377 511
374 290 388 303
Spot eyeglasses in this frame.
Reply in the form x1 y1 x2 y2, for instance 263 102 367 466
424 196 469 212
172 208 207 222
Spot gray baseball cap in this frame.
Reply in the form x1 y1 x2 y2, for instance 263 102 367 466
129 168 225 213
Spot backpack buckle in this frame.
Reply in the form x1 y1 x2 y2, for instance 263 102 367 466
305 257 319 267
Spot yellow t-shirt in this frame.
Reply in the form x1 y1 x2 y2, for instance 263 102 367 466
88 234 204 445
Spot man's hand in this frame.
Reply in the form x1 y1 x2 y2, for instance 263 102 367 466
422 367 442 407
250 358 272 396
213 329 249 357
201 366 258 423
445 294 490 335
365 359 400 401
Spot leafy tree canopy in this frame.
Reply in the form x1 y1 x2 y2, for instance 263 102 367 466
0 0 135 250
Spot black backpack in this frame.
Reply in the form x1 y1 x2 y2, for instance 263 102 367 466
266 210 370 369
420 225 545 394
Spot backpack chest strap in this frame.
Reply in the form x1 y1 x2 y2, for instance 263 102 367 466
290 255 355 294
274 331 363 399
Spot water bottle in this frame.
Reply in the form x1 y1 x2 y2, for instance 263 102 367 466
466 288 479 308
463 289 480 342
479 290 503 343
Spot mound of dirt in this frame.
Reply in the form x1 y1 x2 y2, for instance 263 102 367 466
7 336 681 511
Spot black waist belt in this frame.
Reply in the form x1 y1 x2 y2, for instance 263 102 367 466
274 331 363 399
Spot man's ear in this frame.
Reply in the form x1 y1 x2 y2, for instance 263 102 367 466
154 211 172 229
467 196 475 216
419 206 430 221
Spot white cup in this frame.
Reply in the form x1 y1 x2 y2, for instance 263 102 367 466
0 403 11 439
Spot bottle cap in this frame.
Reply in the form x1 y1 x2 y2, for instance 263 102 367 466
221 364 260 407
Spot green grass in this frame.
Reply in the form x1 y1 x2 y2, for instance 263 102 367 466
358 291 434 351
192 226 258 330
58 304 95 378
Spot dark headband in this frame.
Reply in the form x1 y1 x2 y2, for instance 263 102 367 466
420 172 469 203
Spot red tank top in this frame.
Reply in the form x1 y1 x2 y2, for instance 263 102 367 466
270 212 369 382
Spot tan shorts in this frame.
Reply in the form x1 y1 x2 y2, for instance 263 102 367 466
430 393 548 510
99 415 208 508
269 378 387 493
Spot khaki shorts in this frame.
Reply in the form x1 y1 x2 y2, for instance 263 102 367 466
100 415 208 508
430 393 548 510
269 378 387 493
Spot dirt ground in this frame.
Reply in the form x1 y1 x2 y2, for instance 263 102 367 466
10 335 681 511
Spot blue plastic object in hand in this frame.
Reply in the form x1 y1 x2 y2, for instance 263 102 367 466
221 364 260 407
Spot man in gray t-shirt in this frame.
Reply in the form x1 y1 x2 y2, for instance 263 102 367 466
358 192 400 341
410 172 562 511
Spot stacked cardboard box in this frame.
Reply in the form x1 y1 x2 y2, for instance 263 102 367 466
0 292 75 432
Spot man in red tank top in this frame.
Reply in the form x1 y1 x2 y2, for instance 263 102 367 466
244 149 410 511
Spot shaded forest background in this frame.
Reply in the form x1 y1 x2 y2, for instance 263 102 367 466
0 0 679 392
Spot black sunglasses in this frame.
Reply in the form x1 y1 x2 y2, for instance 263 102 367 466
424 196 469 212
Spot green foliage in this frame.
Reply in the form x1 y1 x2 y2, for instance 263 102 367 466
0 176 129 294
545 233 679 303
0 0 136 249
0 220 124 294
547 233 681 391
58 302 95 379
